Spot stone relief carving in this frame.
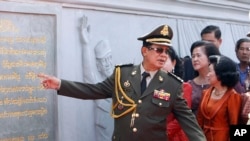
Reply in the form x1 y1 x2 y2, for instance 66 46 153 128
80 15 114 141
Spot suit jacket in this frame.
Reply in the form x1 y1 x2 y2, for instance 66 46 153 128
197 87 241 141
58 64 206 141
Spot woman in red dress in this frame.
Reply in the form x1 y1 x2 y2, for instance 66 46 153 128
162 47 191 141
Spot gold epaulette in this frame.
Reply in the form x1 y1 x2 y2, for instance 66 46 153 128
167 72 183 83
115 63 133 68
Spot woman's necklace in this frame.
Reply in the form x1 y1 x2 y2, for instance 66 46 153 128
213 88 227 96
197 77 208 88
201 83 205 88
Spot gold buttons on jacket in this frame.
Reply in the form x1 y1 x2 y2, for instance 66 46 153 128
132 113 135 118
138 100 142 104
132 113 140 118
135 113 139 118
133 128 137 132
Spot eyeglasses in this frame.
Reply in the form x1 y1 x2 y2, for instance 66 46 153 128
148 47 169 54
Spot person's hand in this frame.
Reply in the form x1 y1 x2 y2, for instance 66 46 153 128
81 15 88 30
81 15 90 44
37 73 61 90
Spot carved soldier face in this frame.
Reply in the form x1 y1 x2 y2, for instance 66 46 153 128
96 55 113 77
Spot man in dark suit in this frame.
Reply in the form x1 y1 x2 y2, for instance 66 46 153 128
38 24 206 141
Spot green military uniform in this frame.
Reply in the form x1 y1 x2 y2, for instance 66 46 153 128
58 64 205 141
58 24 205 141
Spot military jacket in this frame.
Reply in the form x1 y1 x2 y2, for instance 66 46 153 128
58 64 206 141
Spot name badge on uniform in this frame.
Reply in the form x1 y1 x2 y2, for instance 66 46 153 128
153 89 170 101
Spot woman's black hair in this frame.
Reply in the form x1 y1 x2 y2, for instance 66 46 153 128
235 38 250 51
209 55 239 88
167 47 183 78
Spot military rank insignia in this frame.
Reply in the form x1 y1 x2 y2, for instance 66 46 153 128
159 76 163 82
160 25 169 36
153 89 170 101
124 80 130 87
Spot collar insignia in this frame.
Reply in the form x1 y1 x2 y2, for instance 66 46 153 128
124 80 130 87
159 76 163 82
131 71 137 76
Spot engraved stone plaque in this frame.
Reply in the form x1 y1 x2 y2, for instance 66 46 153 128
0 11 57 141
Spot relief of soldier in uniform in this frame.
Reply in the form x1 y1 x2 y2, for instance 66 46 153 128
80 15 114 141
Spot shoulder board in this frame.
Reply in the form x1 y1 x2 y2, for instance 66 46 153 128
167 72 183 83
115 63 133 68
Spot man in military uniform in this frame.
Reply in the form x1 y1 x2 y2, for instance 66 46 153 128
38 24 206 141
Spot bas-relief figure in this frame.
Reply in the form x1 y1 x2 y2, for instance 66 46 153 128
80 15 114 141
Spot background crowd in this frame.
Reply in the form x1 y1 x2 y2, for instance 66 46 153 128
166 25 250 141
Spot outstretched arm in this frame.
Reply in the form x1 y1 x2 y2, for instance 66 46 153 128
80 15 97 83
37 73 61 90
80 15 90 45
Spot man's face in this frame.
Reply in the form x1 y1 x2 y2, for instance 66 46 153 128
236 42 250 64
142 44 169 70
201 32 222 48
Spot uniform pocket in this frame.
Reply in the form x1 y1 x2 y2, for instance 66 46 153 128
152 97 169 108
